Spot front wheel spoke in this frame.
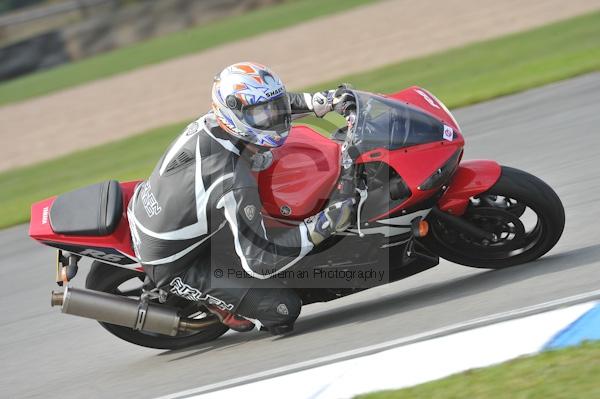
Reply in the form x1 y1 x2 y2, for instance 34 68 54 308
508 202 527 217
481 195 497 207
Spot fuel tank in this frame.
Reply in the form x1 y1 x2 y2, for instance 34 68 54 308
257 125 341 220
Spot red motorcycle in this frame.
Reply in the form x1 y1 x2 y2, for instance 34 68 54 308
29 87 565 349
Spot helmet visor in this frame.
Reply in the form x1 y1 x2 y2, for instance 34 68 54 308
237 95 292 134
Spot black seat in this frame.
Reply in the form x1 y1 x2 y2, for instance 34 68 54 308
50 180 123 236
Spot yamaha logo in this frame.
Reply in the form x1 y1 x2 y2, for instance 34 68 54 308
280 205 291 216
42 207 49 225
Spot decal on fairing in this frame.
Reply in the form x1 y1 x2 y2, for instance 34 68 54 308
280 205 292 216
42 207 49 225
346 209 431 237
40 242 138 266
415 89 440 109
79 249 125 263
443 125 454 141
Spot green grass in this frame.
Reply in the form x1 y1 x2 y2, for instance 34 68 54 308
357 340 600 399
306 11 600 108
1 121 186 229
1 11 600 229
0 0 377 106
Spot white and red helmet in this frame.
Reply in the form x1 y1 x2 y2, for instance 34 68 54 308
211 62 292 148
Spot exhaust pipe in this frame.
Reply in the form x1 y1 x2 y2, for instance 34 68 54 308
51 287 216 336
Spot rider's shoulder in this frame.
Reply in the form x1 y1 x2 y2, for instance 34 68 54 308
179 114 210 139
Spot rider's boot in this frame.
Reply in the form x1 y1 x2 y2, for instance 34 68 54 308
206 305 255 332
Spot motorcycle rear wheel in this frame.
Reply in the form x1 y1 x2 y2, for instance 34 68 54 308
85 261 229 350
423 166 565 269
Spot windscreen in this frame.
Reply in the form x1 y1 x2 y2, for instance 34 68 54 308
352 91 449 152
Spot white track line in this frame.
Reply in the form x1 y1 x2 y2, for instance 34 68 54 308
157 289 600 399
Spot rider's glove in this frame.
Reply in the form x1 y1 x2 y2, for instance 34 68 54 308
311 90 335 117
332 85 357 118
312 85 357 118
304 198 355 246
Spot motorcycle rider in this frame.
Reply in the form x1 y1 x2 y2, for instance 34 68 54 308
127 62 356 335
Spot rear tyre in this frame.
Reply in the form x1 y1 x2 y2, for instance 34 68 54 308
423 166 565 269
85 261 229 350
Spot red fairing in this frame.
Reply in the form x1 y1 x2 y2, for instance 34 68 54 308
257 125 341 220
339 86 466 221
437 160 502 215
388 86 461 132
29 181 140 260
357 141 464 222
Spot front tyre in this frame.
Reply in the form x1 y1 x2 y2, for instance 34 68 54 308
423 166 565 269
85 261 229 350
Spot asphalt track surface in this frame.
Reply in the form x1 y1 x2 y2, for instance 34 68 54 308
1 73 599 398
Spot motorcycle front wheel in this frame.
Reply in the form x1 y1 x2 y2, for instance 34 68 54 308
85 261 229 350
423 166 565 269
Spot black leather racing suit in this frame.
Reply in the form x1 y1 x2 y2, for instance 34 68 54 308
128 93 320 328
